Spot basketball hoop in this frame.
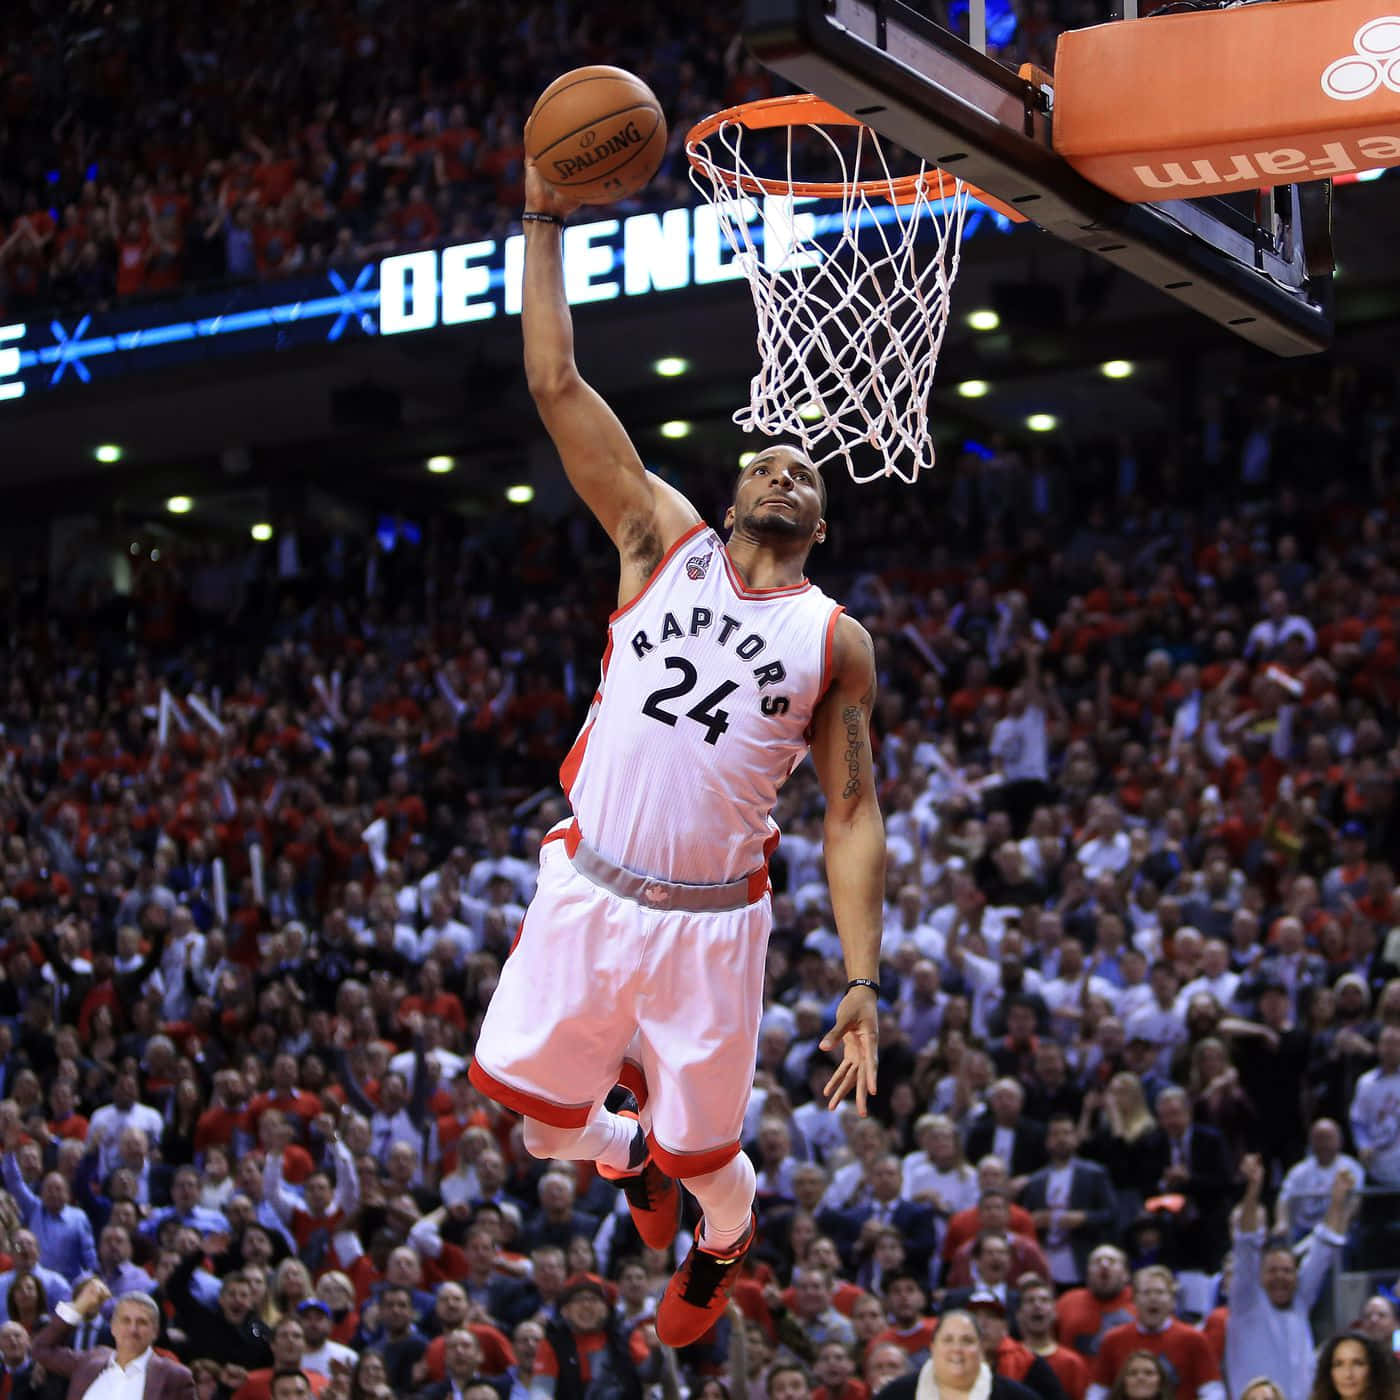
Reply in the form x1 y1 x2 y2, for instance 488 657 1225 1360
686 94 1012 486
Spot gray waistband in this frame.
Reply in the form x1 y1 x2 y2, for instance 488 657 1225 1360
569 836 763 913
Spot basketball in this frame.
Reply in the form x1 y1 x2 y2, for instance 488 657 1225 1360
525 66 667 205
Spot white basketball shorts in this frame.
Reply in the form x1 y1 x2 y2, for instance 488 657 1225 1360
469 826 771 1178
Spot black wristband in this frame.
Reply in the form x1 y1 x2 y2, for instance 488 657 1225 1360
521 211 564 226
846 978 881 996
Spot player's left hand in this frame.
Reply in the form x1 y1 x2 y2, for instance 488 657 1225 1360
820 986 879 1117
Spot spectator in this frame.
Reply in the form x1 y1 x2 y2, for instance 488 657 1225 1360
1016 1278 1090 1400
1106 1353 1173 1400
944 1230 1042 1310
788 1269 857 1349
968 1292 1068 1400
0 1318 65 1400
1225 1155 1352 1400
0 1233 72 1318
296 1301 357 1379
165 1251 274 1374
1088 1267 1223 1400
532 1276 648 1400
410 1330 506 1400
231 1318 330 1400
1276 1119 1365 1240
1020 1118 1116 1288
812 1340 868 1400
879 1310 1041 1400
1307 1333 1400 1400
1141 1090 1232 1272
369 1287 428 1391
965 1083 1048 1186
0 1151 97 1283
870 1274 935 1365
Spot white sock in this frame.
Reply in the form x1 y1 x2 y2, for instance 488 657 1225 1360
522 1109 640 1172
687 1152 756 1253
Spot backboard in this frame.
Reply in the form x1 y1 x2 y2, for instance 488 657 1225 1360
741 0 1335 355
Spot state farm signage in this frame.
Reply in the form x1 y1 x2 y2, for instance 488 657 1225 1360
1051 2 1400 202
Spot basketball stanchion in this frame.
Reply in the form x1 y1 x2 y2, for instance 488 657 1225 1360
686 95 1024 487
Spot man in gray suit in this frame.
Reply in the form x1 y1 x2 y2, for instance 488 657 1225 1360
1021 1117 1117 1287
32 1278 196 1400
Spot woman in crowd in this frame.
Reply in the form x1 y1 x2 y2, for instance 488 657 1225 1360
5 1273 48 1334
1108 1353 1174 1400
1187 1037 1257 1167
1080 1073 1160 1226
1310 1333 1400 1400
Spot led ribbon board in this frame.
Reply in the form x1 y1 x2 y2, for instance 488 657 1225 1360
0 200 1010 404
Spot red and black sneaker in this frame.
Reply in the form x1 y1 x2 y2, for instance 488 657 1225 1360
596 1109 680 1251
655 1214 756 1348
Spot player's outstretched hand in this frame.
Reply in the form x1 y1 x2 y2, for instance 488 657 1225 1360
524 159 582 221
820 986 879 1117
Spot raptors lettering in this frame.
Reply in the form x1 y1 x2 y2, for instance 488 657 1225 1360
630 611 790 720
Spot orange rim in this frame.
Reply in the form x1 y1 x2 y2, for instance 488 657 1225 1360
685 93 1025 221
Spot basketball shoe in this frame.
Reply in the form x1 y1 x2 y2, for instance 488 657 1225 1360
655 1214 756 1348
595 1100 680 1251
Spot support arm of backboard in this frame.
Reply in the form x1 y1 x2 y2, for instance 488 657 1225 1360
743 0 1331 355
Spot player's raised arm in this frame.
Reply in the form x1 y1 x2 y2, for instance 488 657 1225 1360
809 613 885 1116
520 160 699 595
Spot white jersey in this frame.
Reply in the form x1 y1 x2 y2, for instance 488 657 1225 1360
564 524 843 884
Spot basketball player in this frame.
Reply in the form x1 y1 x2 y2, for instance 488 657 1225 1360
467 160 885 1348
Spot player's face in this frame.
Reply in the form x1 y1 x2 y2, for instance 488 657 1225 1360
727 448 826 543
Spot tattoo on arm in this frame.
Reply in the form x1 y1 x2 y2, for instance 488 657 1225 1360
841 705 862 799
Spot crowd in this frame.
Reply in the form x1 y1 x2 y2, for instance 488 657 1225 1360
0 0 1107 319
0 356 1395 1400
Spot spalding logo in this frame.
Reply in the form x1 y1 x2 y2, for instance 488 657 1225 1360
553 120 645 181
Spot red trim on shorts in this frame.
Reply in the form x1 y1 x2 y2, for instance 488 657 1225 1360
609 523 710 623
507 918 525 956
647 1133 741 1179
618 1058 650 1112
468 1060 593 1128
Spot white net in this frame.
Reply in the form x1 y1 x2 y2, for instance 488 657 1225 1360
686 105 969 486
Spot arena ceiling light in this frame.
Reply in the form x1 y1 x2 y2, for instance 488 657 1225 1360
166 495 193 514
966 309 1000 331
426 455 455 474
653 356 689 377
250 523 274 541
957 380 990 398
1101 359 1134 378
738 451 758 467
506 484 535 504
797 402 823 422
660 420 691 439
1026 413 1058 433
94 444 124 464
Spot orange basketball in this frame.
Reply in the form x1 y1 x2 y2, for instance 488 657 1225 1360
525 66 667 205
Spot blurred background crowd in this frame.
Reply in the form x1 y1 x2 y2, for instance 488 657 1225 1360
0 0 1088 317
0 356 1395 1400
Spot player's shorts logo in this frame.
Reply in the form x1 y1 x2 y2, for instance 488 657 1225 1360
640 881 673 908
686 551 713 580
1321 17 1400 100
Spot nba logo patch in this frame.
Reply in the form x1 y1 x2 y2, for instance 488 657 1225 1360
685 551 712 580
